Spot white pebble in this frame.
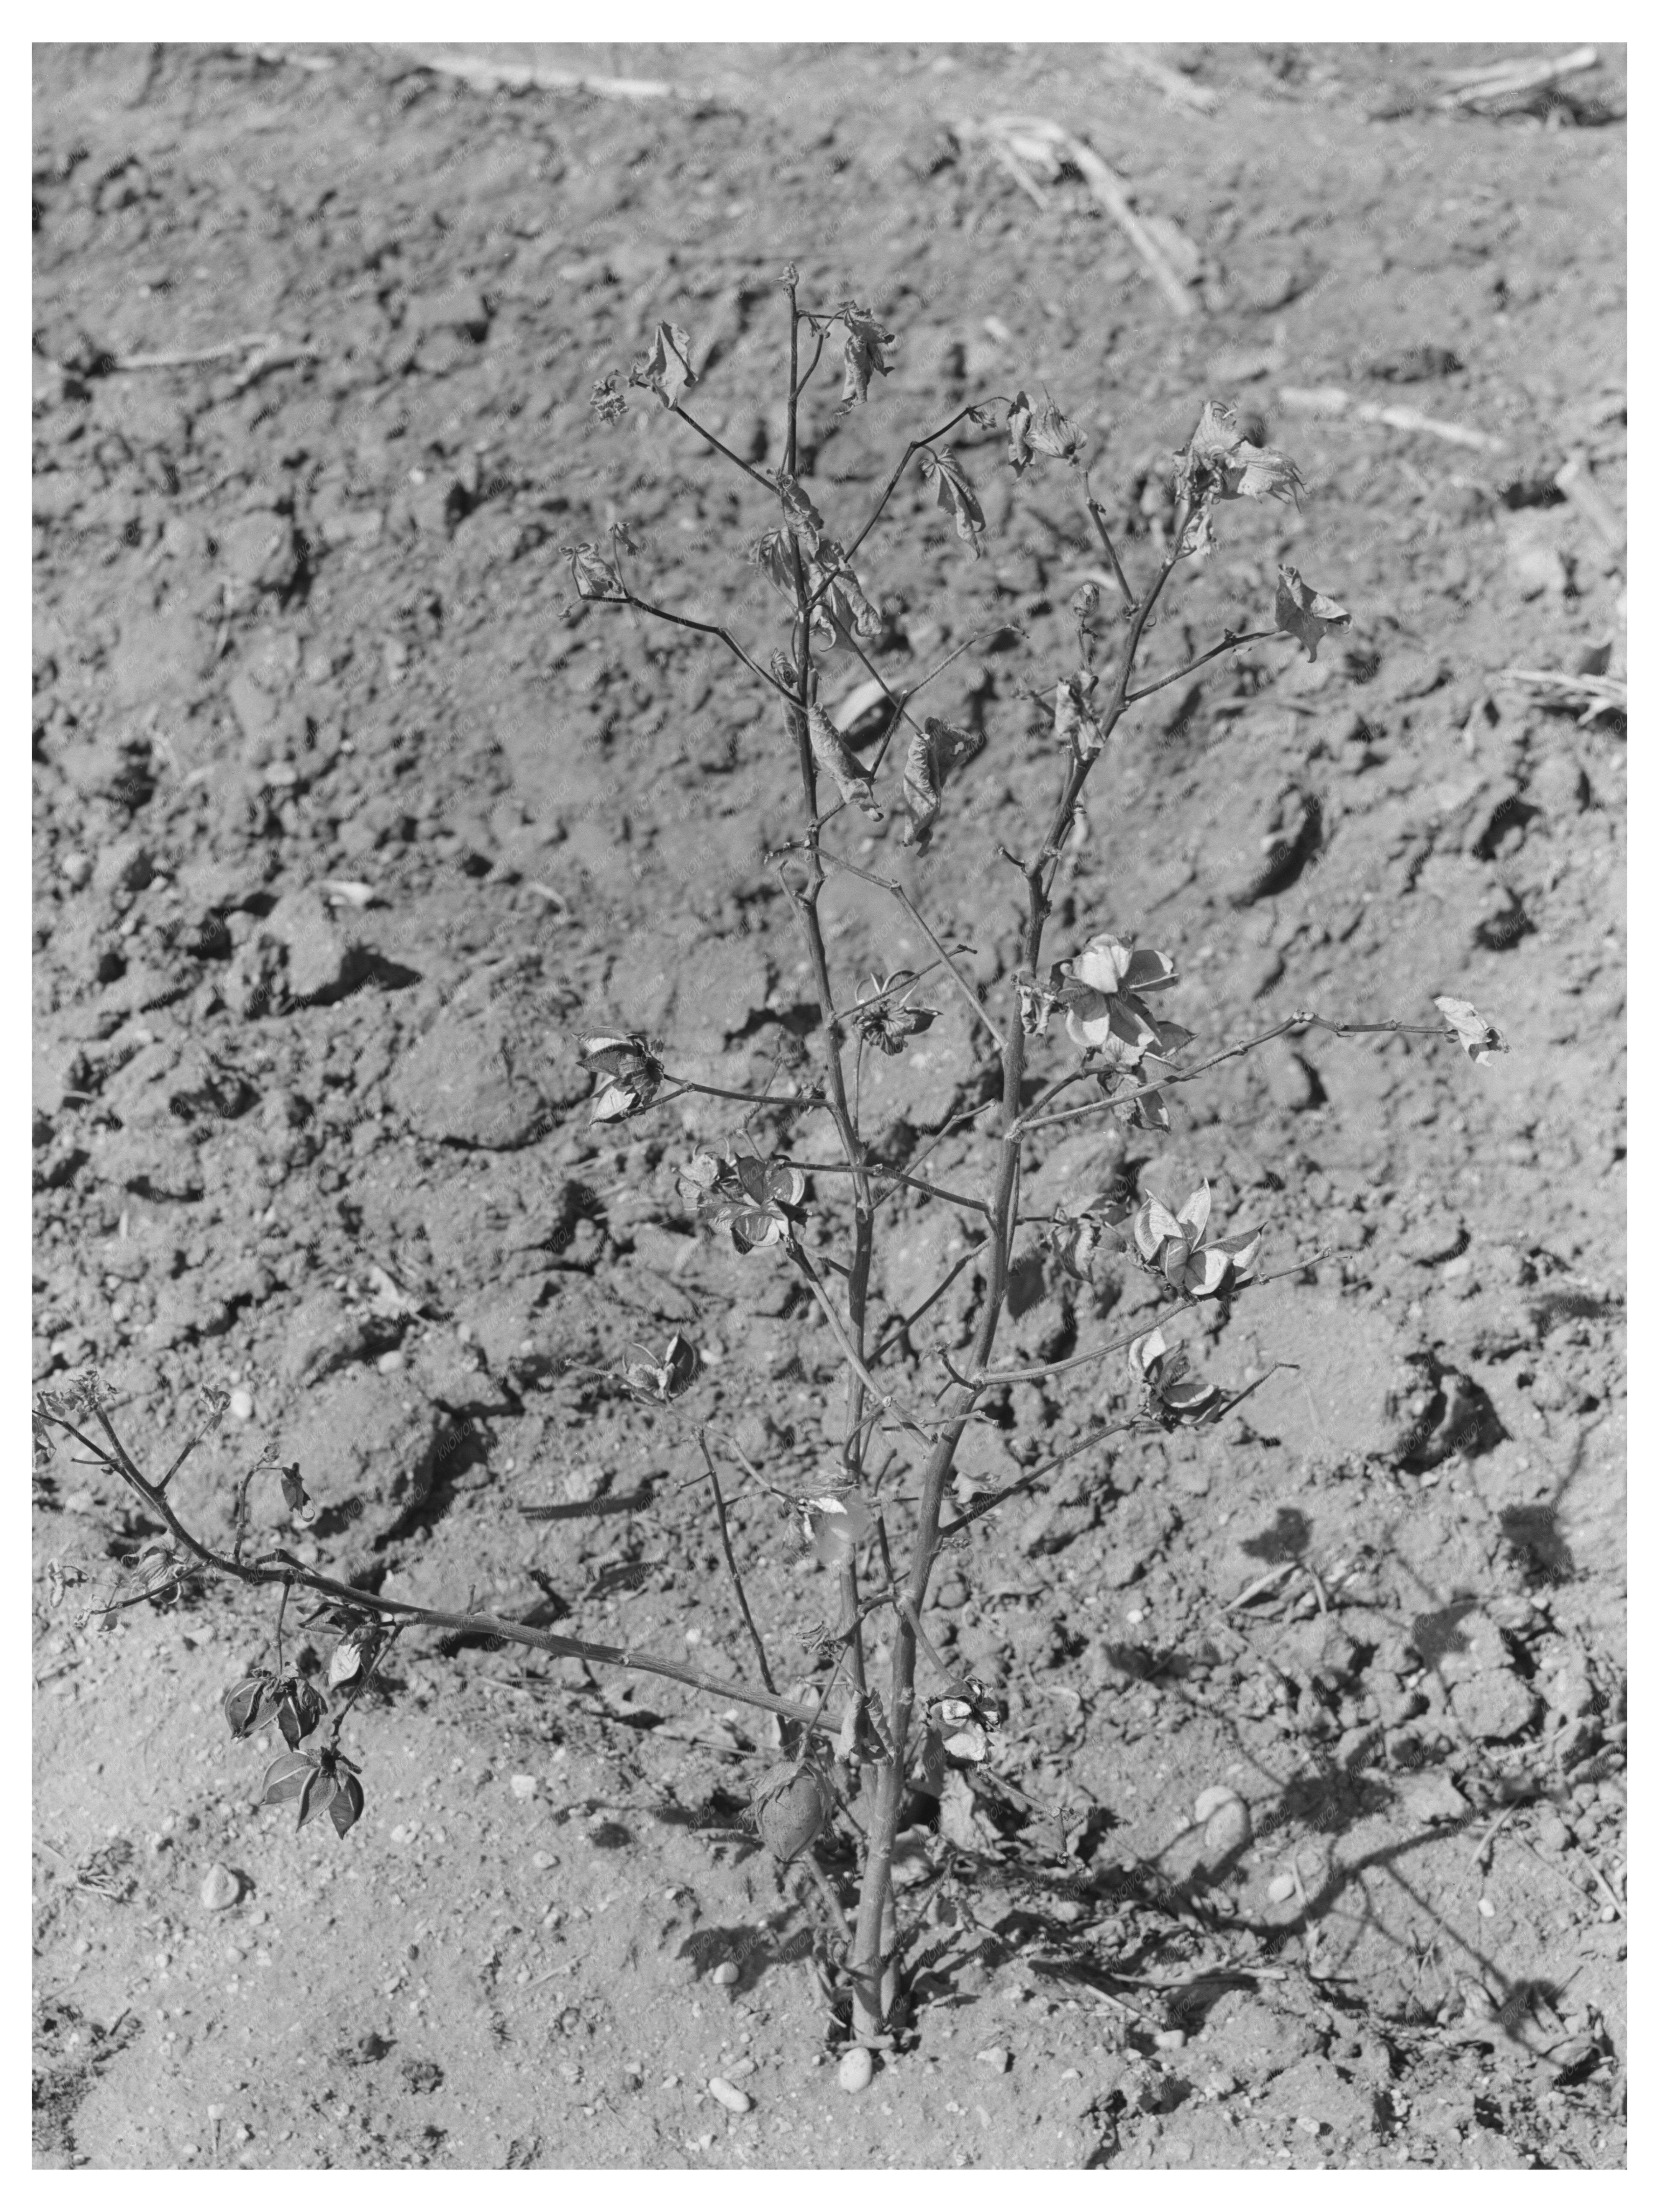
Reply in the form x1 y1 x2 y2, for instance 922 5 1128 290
837 2046 874 2095
1478 1896 1495 1918
376 1350 405 1374
975 2045 1011 2072
1267 1873 1297 1904
1154 2029 1187 2051
59 851 92 887
228 1389 255 1423
508 1774 538 1802
199 1863 240 1912
708 2076 751 2114
710 1961 739 1987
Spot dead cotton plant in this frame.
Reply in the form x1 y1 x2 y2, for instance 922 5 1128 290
33 272 1508 2065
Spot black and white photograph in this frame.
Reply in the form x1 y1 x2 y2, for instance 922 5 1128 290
31 28 1627 2172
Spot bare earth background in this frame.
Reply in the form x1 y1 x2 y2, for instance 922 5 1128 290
32 40 1626 2171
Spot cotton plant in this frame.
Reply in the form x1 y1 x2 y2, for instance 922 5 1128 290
33 272 1512 2071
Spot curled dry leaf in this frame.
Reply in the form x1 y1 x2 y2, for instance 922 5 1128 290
1007 390 1036 475
1030 397 1086 461
1054 672 1103 759
563 543 626 601
853 971 939 1054
919 448 985 557
1131 1328 1226 1425
776 471 825 553
808 704 884 820
629 321 695 410
836 303 896 411
1275 565 1352 662
618 1333 700 1404
580 1032 666 1122
899 715 983 849
1433 995 1509 1065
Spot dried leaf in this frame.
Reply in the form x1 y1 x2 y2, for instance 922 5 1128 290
1054 673 1103 759
630 321 695 410
920 448 985 557
836 303 896 410
1030 398 1086 461
563 543 625 601
808 705 884 820
776 472 825 553
898 716 983 850
1275 565 1352 662
1433 995 1508 1065
1007 390 1036 475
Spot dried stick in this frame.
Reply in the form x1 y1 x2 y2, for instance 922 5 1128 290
697 1431 777 1698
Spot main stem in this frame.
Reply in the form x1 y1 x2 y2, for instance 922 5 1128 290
844 520 1190 2041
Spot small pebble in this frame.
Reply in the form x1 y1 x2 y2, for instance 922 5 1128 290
60 851 92 887
710 1961 739 1988
707 2076 751 2114
975 2046 1011 2073
228 1389 255 1423
1478 1897 1495 1918
1154 2029 1187 2052
376 1350 405 1375
1599 1903 1618 1923
508 1775 538 1802
1267 1873 1298 1904
838 2047 874 2095
199 1863 240 1912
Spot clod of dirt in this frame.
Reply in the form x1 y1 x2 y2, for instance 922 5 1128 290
388 1008 552 1149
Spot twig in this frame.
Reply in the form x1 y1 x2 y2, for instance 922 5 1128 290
619 587 787 698
386 44 704 103
789 1247 934 1443
670 400 777 494
1553 454 1626 559
816 848 1005 1050
987 136 1050 209
801 1156 991 1222
37 1407 828 1735
1124 628 1278 705
697 1432 777 1698
873 1241 987 1360
977 118 1195 319
108 333 283 372
1107 49 1220 115
1437 45 1598 109
966 1256 1321 1388
1277 386 1506 453
1017 1010 1459 1137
